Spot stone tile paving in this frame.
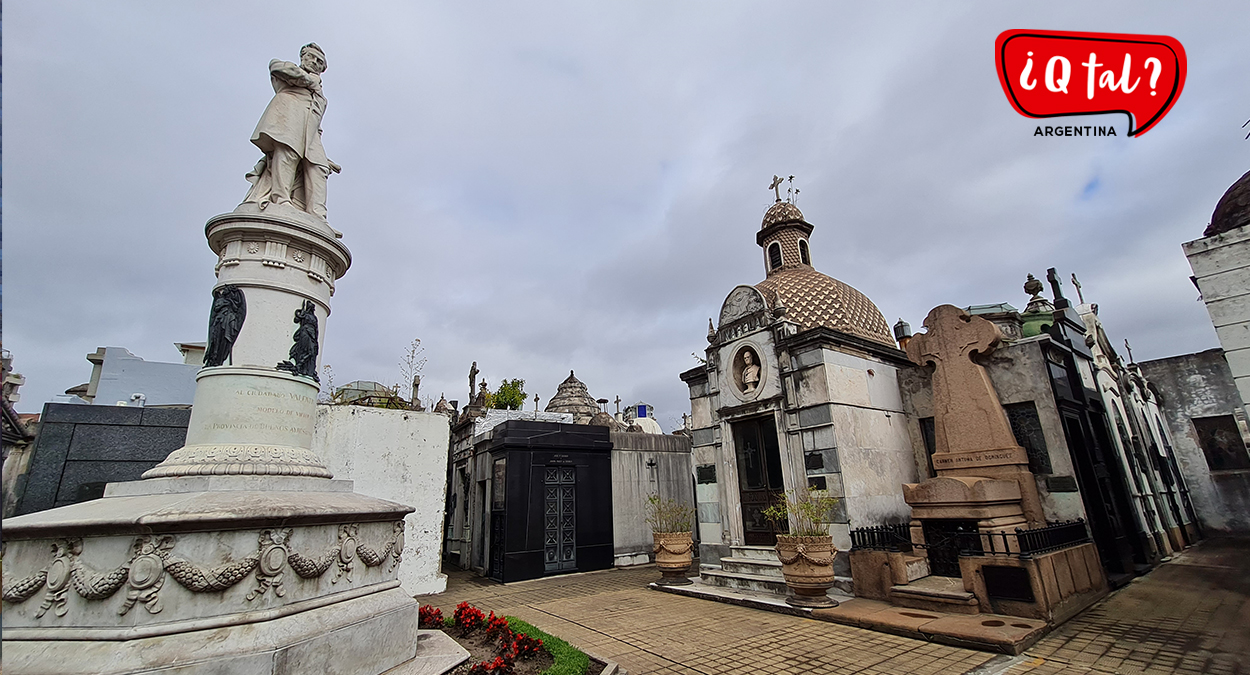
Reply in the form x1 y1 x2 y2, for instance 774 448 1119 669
425 566 999 674
425 538 1249 674
995 537 1250 675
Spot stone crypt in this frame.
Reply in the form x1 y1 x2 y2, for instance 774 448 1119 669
1 45 466 674
849 304 1108 625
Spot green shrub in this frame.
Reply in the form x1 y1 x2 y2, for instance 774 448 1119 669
644 494 694 534
761 489 839 536
506 616 590 675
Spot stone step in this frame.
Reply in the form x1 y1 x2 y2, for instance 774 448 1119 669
903 555 930 582
730 545 780 562
700 568 790 595
889 577 980 615
720 556 784 578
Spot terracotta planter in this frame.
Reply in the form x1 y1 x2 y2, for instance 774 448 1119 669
652 532 694 585
775 534 838 607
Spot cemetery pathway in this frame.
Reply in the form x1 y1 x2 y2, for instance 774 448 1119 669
425 537 1249 675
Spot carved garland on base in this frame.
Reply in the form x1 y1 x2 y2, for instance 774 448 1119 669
0 522 407 620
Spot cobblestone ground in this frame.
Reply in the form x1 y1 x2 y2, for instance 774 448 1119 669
425 538 1249 675
1000 537 1250 675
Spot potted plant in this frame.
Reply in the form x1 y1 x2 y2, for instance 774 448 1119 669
645 494 696 586
762 490 840 607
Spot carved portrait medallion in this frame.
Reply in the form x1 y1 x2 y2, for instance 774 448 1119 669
731 344 765 399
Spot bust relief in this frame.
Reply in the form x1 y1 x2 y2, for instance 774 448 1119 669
733 345 764 396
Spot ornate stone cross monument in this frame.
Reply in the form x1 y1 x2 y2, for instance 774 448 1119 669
905 304 1020 459
902 304 1044 531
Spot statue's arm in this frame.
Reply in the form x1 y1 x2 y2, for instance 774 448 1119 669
269 59 317 89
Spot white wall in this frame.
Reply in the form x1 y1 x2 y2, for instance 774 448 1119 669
312 405 450 595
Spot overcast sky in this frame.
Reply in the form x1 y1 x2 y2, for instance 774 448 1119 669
4 2 1248 426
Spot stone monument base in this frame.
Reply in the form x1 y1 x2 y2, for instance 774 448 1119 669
1 476 467 675
902 475 1027 529
2 589 467 675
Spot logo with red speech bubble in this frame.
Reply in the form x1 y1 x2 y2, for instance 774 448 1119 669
995 29 1186 137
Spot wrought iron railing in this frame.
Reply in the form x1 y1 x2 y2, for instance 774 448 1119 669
850 519 1090 559
849 523 913 552
1014 519 1091 557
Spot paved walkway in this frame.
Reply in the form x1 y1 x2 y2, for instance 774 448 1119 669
424 538 1249 675
998 537 1250 675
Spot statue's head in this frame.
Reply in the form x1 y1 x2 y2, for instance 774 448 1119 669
300 43 327 74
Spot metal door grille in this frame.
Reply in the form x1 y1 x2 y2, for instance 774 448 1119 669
543 467 577 572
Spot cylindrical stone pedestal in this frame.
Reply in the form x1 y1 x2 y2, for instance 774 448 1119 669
144 206 351 479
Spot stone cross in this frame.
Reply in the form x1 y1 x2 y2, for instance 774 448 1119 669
905 305 1018 456
769 175 783 202
614 396 622 414
1071 273 1085 304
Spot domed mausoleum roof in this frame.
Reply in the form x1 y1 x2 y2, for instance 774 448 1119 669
755 268 894 346
1206 169 1250 237
544 370 599 423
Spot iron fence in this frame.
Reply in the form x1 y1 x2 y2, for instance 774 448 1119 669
1014 519 1091 557
849 523 913 552
850 519 1090 560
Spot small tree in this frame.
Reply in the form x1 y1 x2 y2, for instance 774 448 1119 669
397 338 427 404
490 378 527 411
318 364 336 404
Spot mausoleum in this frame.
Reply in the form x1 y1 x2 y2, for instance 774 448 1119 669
680 194 918 587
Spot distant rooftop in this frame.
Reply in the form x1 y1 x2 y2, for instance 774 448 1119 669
965 303 1019 315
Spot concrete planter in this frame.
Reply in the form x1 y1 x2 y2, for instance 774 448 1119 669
775 534 838 607
652 532 694 586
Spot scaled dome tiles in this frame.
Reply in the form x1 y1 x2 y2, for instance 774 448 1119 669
755 267 894 346
762 201 805 229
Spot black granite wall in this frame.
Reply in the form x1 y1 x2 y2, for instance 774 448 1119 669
13 403 189 516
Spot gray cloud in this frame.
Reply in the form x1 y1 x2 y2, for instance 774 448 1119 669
5 2 1246 428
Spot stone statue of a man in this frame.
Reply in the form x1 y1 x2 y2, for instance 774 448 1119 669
243 43 341 220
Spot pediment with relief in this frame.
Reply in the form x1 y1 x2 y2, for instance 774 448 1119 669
719 286 768 327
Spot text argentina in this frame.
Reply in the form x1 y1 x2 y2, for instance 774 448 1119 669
1034 125 1117 137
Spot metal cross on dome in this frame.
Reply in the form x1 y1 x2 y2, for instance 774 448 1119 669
769 175 784 202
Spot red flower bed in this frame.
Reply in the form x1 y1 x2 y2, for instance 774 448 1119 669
419 604 444 629
424 603 552 675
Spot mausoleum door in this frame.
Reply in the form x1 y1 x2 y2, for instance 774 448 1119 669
733 416 787 545
474 479 488 570
1061 409 1141 578
543 466 578 573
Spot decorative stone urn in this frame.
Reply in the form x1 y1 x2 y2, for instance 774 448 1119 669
652 532 694 586
775 534 838 607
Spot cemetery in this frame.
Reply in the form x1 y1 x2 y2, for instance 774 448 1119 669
3 15 1249 675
